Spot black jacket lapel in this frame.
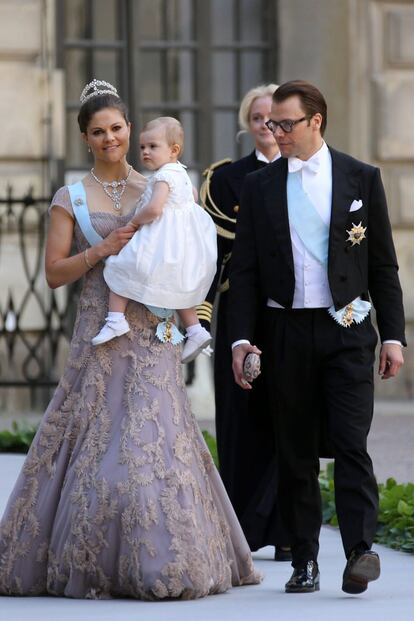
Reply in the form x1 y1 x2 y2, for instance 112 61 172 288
329 147 361 264
262 159 294 273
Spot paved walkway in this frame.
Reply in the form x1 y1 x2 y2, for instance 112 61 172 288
1 453 413 621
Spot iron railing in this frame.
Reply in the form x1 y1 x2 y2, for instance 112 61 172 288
0 188 75 401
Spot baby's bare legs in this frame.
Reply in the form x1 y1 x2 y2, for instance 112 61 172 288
109 290 129 313
177 307 199 328
178 307 212 364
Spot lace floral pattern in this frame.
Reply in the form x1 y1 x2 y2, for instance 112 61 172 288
0 207 260 600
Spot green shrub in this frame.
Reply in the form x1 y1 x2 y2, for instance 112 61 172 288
202 430 219 467
0 420 37 453
376 478 414 553
320 462 414 554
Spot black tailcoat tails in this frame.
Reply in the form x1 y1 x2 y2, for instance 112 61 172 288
229 147 406 566
198 151 290 550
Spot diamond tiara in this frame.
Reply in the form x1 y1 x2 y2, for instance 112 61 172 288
79 79 119 105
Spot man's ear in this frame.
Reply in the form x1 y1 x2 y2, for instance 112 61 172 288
312 113 323 132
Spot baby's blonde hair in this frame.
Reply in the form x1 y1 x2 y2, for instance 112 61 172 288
142 117 184 152
238 83 279 131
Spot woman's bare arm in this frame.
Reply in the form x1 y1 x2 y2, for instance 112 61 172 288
45 206 135 289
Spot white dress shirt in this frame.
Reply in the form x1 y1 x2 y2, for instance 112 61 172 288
255 149 281 164
268 141 333 310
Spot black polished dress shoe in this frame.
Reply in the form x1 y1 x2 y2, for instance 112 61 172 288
342 549 380 594
285 560 320 593
274 547 292 562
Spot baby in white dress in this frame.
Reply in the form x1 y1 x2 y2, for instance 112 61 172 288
92 117 217 363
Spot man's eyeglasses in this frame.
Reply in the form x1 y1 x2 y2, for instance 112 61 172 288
265 116 309 134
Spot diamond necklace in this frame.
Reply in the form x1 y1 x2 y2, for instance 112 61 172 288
90 165 133 211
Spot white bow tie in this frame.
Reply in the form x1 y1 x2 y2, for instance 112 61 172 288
288 156 320 174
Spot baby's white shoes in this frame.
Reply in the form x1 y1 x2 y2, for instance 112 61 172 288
181 326 212 364
92 317 130 346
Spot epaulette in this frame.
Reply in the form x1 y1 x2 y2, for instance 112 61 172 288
199 158 236 240
196 301 213 324
202 158 232 176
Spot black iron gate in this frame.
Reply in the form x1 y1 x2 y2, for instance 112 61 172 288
0 188 76 407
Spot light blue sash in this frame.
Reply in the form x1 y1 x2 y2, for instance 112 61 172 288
67 182 182 342
68 181 103 247
286 171 370 327
287 171 329 266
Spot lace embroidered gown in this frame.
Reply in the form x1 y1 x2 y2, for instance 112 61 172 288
0 185 260 600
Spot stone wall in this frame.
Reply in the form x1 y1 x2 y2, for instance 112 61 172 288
0 0 63 318
0 0 64 413
0 0 64 196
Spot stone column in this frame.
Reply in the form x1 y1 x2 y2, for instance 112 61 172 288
0 1 65 413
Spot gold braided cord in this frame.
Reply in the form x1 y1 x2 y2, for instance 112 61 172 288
196 301 213 322
197 301 213 311
202 158 232 177
216 224 235 240
197 312 213 322
199 159 237 225
218 279 229 293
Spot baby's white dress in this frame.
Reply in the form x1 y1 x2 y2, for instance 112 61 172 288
104 162 217 309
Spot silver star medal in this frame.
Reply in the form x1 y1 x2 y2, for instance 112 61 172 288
346 221 366 246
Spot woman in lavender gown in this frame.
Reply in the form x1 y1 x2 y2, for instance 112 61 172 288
0 80 260 600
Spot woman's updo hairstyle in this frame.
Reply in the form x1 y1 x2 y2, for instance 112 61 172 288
77 81 130 133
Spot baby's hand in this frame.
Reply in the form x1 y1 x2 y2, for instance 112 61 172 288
128 220 141 232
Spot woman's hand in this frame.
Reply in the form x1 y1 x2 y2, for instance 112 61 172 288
98 223 136 257
46 209 136 289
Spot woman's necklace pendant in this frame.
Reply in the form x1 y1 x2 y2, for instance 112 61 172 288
91 165 132 211
109 186 122 210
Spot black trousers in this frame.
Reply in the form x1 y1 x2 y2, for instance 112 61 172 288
263 307 379 567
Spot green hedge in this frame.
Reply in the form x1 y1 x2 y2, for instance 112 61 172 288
320 461 414 554
2 422 413 554
202 430 219 467
0 421 37 453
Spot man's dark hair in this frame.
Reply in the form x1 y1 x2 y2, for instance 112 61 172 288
272 80 327 135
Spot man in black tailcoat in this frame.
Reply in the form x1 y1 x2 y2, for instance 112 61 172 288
229 80 405 594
